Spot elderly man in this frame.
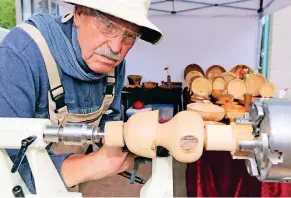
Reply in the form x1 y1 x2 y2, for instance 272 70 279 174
0 0 162 194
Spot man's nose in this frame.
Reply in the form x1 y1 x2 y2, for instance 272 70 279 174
108 35 123 54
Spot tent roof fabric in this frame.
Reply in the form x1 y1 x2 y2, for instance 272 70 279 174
148 0 291 17
54 0 291 17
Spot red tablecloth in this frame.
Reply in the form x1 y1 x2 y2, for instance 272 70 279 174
183 88 291 197
186 150 291 197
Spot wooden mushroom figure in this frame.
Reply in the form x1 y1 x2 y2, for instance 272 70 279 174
104 110 205 163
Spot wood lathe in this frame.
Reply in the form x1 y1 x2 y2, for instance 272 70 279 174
1 98 291 197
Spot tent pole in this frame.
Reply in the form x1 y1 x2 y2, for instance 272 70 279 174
262 15 270 78
256 0 270 78
255 13 263 73
255 0 264 73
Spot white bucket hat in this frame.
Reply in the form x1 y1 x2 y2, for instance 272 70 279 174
62 0 163 44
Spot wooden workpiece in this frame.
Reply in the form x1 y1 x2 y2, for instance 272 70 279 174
104 121 125 147
204 122 254 157
105 110 205 163
104 109 255 163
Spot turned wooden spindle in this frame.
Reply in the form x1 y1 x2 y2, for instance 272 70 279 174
104 110 205 163
204 122 254 157
104 110 255 163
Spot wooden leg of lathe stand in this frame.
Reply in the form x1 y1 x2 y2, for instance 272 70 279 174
140 156 174 198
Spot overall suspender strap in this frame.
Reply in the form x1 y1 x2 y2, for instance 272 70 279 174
17 23 65 111
100 68 116 120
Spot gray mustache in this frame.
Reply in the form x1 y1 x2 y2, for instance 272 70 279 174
95 47 121 61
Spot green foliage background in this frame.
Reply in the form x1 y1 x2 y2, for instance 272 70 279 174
0 0 16 29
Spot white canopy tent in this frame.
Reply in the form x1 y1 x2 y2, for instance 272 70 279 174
144 0 291 76
14 0 291 82
148 0 291 17
53 0 291 17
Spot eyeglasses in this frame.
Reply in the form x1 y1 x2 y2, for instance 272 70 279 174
93 10 141 45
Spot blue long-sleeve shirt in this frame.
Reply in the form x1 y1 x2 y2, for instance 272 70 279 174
0 15 125 193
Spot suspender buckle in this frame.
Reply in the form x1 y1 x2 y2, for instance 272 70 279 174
104 74 115 96
49 85 66 112
104 82 115 96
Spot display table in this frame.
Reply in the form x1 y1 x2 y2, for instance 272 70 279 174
122 86 182 121
183 88 291 197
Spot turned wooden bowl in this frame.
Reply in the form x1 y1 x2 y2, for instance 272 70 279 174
212 76 227 90
221 103 246 112
216 100 238 105
260 82 276 98
143 81 158 89
212 90 227 99
127 75 142 85
205 65 226 81
187 103 225 121
184 63 205 79
221 104 247 121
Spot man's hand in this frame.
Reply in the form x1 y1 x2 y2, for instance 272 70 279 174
91 145 135 180
61 145 135 187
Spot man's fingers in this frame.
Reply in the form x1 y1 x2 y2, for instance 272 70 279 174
119 153 135 172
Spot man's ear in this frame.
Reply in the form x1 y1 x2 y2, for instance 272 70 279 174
73 8 82 27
